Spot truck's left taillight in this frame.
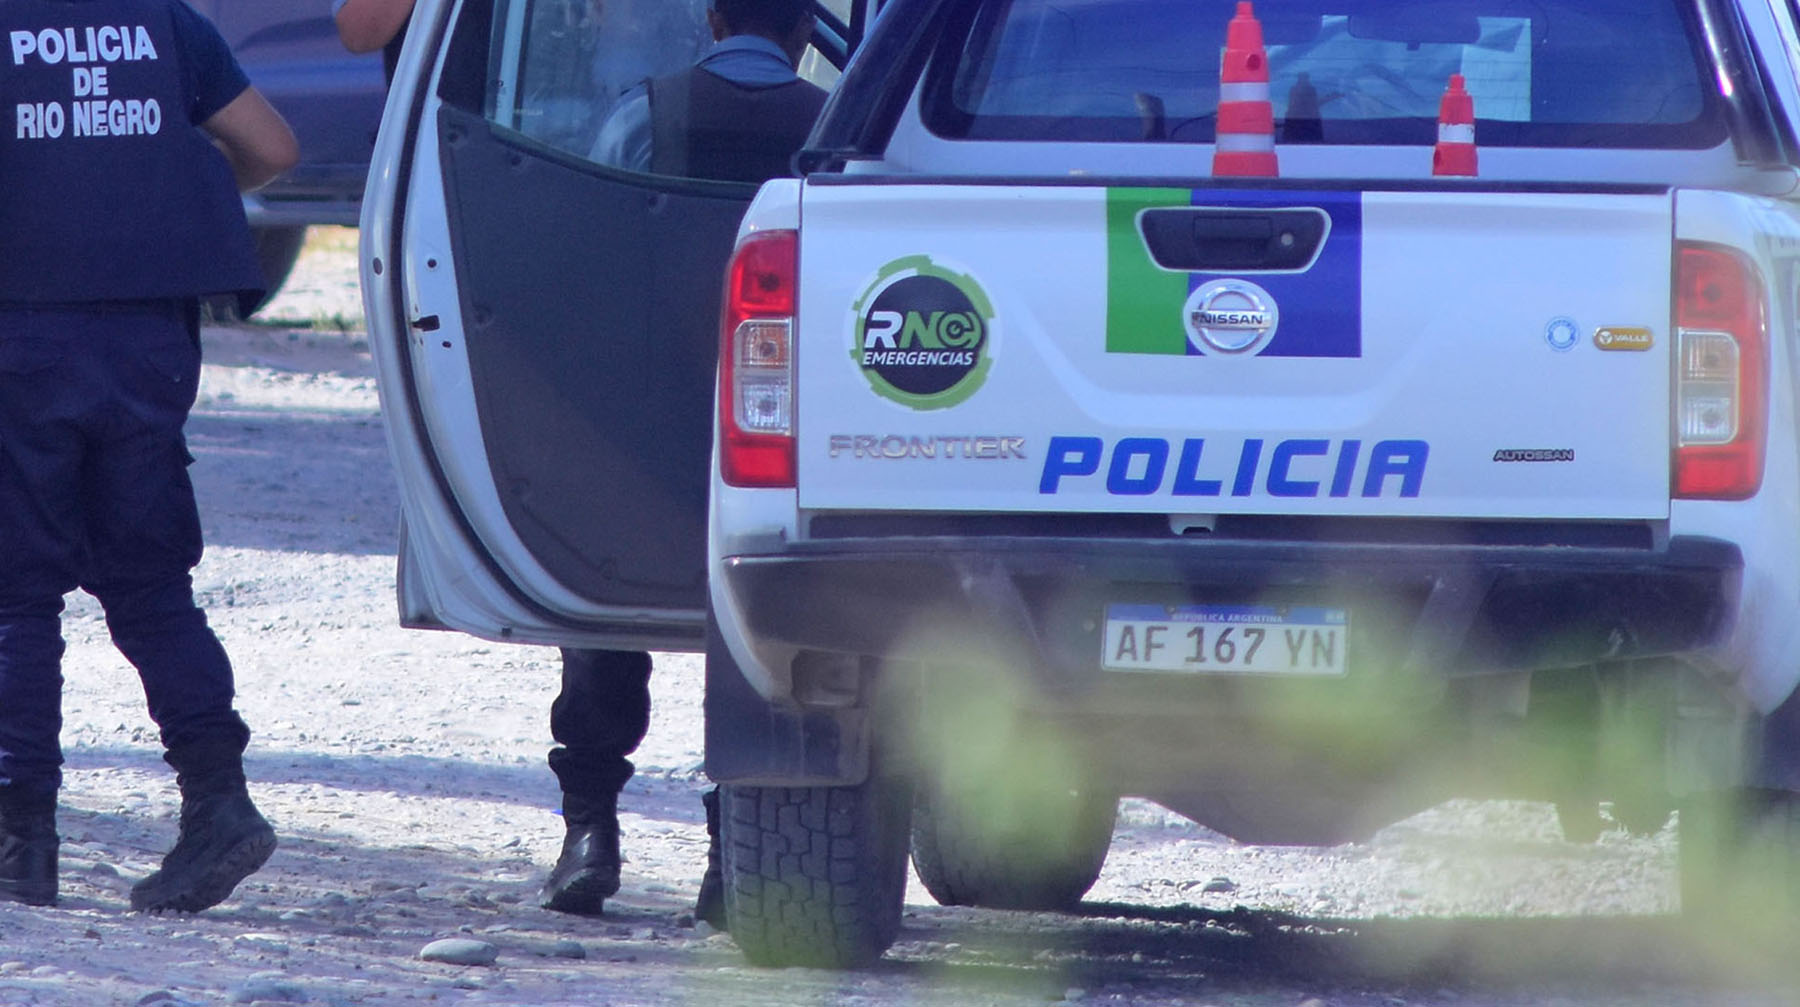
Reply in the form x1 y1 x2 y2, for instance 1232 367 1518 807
1674 243 1767 500
719 229 798 488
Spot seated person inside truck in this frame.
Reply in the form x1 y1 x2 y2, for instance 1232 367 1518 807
591 0 825 180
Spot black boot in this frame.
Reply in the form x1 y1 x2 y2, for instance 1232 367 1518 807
0 790 58 907
130 744 277 914
541 791 621 916
693 786 725 930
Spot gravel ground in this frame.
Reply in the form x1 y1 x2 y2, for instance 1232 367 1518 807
2 228 1793 1006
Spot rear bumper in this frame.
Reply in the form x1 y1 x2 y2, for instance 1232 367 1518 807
719 534 1742 685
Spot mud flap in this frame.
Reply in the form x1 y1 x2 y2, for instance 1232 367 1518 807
1752 680 1800 793
703 611 871 787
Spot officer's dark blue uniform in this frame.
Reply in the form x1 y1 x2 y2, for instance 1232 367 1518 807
0 0 286 911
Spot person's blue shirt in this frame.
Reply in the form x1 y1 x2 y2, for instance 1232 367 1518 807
590 34 799 173
171 0 252 121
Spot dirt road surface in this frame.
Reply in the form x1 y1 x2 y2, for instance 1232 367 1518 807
5 229 1793 1006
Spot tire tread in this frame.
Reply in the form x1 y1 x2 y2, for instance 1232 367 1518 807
722 780 908 969
910 783 1115 911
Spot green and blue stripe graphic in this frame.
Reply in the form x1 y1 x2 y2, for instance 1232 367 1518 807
1105 188 1363 358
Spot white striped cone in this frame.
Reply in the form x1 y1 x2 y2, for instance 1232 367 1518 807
1433 73 1477 176
1214 2 1277 177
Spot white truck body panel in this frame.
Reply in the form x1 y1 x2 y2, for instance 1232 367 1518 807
796 186 1673 518
1671 188 1800 711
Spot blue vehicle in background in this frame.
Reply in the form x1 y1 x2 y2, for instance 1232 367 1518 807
187 1 389 308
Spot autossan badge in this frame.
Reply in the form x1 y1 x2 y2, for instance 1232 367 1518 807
851 256 995 410
1184 279 1280 355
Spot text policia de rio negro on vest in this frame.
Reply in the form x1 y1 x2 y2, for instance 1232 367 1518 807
11 24 165 139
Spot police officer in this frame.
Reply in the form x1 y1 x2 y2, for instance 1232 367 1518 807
333 0 694 923
590 0 829 930
333 0 821 930
591 0 824 180
0 0 298 910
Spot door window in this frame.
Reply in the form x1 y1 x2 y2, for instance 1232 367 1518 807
481 0 839 172
486 0 711 159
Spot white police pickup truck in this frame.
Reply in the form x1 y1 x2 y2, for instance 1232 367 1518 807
368 0 1800 970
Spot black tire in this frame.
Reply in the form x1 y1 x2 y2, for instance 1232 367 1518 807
719 774 912 969
204 226 310 322
910 775 1116 911
251 225 310 310
1610 794 1674 837
1553 799 1605 844
1679 788 1800 964
1557 797 1671 843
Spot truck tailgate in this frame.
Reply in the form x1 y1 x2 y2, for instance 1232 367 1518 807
795 184 1673 520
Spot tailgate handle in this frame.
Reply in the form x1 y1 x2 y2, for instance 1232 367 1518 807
1139 208 1328 272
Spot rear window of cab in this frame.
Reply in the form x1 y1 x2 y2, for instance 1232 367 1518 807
920 0 1725 149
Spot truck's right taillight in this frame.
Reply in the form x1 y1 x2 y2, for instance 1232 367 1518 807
719 229 798 488
1674 242 1766 500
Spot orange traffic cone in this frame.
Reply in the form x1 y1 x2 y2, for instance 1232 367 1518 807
1213 1 1278 177
1433 74 1477 177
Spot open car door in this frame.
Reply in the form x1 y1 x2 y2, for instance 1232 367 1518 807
362 0 867 649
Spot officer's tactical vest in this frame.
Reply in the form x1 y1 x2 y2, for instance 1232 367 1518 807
0 0 263 305
648 68 827 184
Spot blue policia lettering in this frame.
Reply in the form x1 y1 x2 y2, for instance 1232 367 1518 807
1038 436 1428 498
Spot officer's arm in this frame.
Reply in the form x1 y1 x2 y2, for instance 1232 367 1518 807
336 0 416 54
202 87 301 192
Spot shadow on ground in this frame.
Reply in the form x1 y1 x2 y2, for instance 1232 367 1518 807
17 767 1794 1007
65 744 708 835
185 409 398 557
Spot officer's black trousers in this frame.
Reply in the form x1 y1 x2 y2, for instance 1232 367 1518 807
548 647 652 802
0 304 248 799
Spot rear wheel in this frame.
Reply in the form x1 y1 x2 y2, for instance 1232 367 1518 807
1679 788 1800 964
205 226 310 321
719 772 912 969
252 225 310 308
905 664 1116 911
911 774 1116 911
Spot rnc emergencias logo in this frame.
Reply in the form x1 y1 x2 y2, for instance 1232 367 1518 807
850 255 995 410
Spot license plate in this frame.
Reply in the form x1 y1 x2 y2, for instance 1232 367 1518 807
1101 604 1349 675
